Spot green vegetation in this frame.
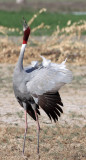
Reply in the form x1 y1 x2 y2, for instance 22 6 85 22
0 10 86 35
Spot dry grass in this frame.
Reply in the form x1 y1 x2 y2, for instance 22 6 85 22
0 33 86 65
0 124 86 160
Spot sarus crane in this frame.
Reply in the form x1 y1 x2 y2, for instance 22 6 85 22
13 18 73 156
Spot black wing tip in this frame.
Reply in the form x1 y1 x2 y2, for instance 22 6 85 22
38 91 63 122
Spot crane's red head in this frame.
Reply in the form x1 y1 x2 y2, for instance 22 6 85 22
23 27 30 44
22 17 30 44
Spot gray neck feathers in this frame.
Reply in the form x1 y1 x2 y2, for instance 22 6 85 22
16 44 26 71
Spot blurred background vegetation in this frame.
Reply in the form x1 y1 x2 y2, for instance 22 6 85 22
0 0 86 36
0 0 86 65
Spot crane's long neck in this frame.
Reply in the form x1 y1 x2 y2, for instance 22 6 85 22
15 26 30 71
16 43 26 71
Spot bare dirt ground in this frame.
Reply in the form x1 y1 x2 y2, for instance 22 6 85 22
0 63 86 160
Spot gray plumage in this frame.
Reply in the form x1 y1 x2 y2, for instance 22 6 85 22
13 43 72 121
13 19 72 155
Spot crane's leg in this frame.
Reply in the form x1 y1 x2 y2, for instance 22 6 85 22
35 110 40 155
23 109 28 155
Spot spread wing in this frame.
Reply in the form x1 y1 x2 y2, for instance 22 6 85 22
26 58 72 122
26 66 72 96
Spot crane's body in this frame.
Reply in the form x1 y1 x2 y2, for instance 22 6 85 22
13 18 73 156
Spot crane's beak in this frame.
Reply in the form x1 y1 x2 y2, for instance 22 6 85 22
22 17 28 31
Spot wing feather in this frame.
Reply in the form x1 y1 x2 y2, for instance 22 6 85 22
26 66 72 96
38 92 63 122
